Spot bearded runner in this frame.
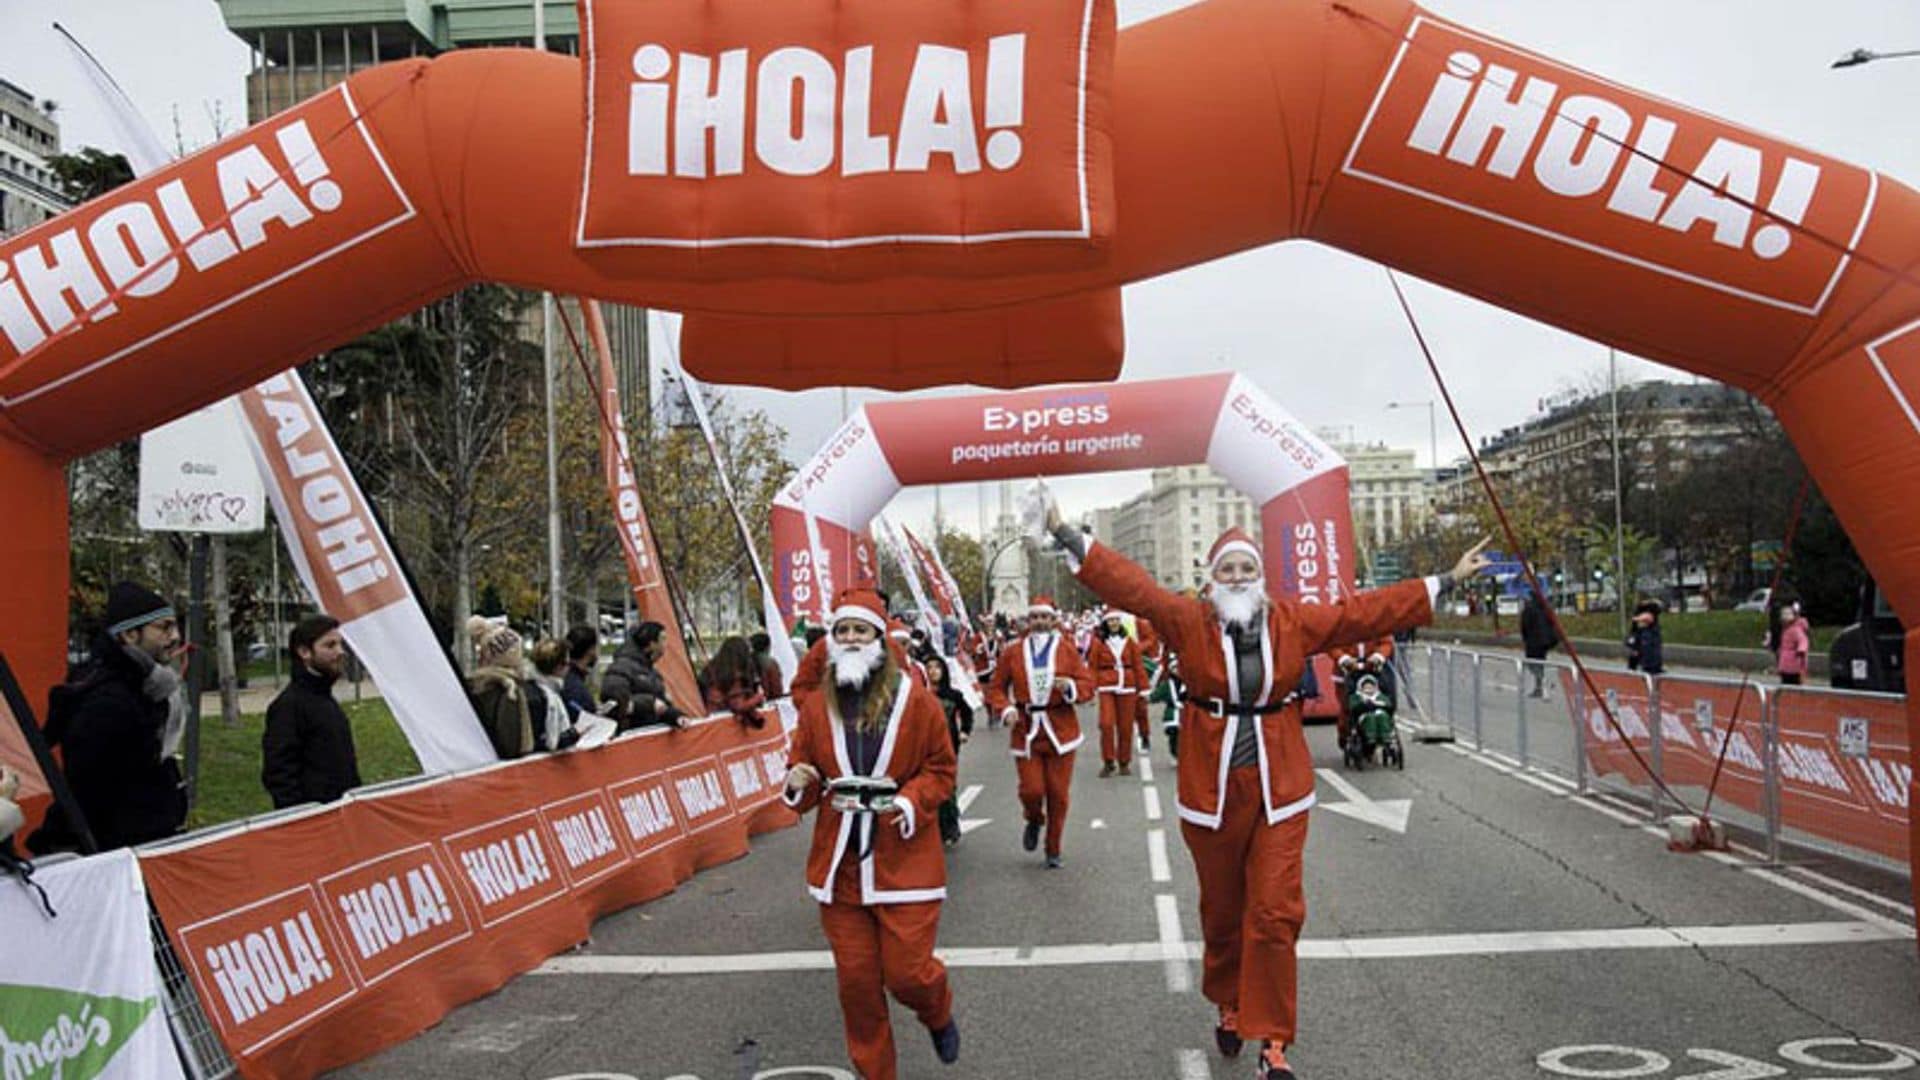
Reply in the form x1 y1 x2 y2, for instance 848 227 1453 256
983 595 1094 869
782 589 960 1080
1035 486 1488 1080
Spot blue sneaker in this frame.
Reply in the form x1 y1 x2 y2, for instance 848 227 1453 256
931 1019 960 1064
1023 820 1042 852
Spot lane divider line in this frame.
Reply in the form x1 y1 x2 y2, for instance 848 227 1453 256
1144 785 1163 822
1155 893 1193 992
1177 1047 1214 1080
1148 828 1172 883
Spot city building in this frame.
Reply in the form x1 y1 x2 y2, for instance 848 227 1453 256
986 482 1029 615
1322 438 1433 552
1085 466 1258 590
215 0 648 430
0 78 70 236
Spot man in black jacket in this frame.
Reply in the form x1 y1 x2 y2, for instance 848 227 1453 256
562 624 601 718
262 614 361 808
1519 589 1557 698
600 621 687 730
30 581 187 853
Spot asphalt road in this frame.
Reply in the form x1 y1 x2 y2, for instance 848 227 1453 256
331 696 1919 1080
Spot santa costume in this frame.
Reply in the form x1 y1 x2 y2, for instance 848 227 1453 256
984 594 1094 867
1089 610 1148 775
1064 526 1444 1079
782 589 961 1080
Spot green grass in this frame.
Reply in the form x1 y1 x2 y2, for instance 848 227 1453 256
188 699 421 829
1430 609 1840 653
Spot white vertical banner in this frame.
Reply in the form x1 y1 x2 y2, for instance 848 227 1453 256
238 374 497 771
0 849 187 1080
55 24 494 772
649 311 800 729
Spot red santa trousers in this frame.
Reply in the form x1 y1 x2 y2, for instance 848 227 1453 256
1097 692 1135 765
1015 745 1076 856
820 870 952 1080
1179 767 1309 1044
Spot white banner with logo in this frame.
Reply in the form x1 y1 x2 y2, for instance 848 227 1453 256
238 373 498 772
137 399 267 534
0 848 186 1080
53 25 494 774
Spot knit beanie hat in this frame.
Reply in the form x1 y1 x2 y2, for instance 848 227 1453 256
105 581 175 637
468 615 523 668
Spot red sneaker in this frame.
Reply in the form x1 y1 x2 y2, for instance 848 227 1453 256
1214 1007 1243 1058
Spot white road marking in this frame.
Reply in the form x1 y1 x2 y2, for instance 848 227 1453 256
1147 828 1172 883
1091 818 1108 830
1155 893 1192 991
957 783 993 835
1177 1047 1214 1080
448 1014 580 1052
530 920 1905 976
1139 758 1154 783
1701 851 1916 937
1782 864 1917 920
1423 692 1918 933
1143 786 1163 821
1315 768 1412 834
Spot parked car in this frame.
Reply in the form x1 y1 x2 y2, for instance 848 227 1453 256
1734 587 1772 613
1828 582 1903 693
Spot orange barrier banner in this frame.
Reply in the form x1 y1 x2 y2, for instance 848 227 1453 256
1563 671 1910 864
139 718 793 1079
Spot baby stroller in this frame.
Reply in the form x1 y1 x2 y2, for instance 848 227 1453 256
1341 665 1403 770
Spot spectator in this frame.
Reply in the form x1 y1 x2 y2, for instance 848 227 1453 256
924 655 973 847
751 630 786 699
1520 589 1556 698
1775 601 1811 685
261 614 361 809
528 640 583 751
601 621 687 730
1625 601 1665 675
29 581 186 853
701 636 769 728
562 624 600 718
466 616 533 758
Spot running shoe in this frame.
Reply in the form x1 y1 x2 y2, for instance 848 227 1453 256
1256 1042 1295 1080
931 1019 960 1064
1023 820 1042 852
1215 1007 1243 1058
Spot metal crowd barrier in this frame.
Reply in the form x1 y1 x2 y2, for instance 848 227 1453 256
1412 644 1910 880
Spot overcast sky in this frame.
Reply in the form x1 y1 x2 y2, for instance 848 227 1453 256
5 1 1918 541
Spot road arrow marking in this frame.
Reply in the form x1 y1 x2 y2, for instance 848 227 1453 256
957 783 992 835
1315 768 1411 835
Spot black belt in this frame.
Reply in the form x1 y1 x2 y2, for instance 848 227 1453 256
1190 693 1299 719
1022 703 1054 715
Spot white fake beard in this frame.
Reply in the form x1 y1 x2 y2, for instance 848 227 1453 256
831 640 885 688
1212 580 1267 630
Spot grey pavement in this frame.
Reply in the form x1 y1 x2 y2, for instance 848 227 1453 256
328 697 1919 1080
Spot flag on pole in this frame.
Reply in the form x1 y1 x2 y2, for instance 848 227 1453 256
647 312 800 727
582 300 703 713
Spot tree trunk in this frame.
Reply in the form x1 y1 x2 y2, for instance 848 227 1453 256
453 538 474 671
581 571 599 631
212 535 241 725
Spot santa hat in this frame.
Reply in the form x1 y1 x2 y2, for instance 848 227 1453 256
830 588 889 633
887 618 912 640
1102 607 1131 621
1028 594 1059 616
1207 527 1262 572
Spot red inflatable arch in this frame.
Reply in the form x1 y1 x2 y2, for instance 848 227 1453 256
770 373 1354 626
1 0 1917 885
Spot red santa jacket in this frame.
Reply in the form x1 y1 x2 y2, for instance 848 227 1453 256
984 632 1094 758
1076 542 1434 829
790 636 922 715
782 667 956 905
1088 631 1148 695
